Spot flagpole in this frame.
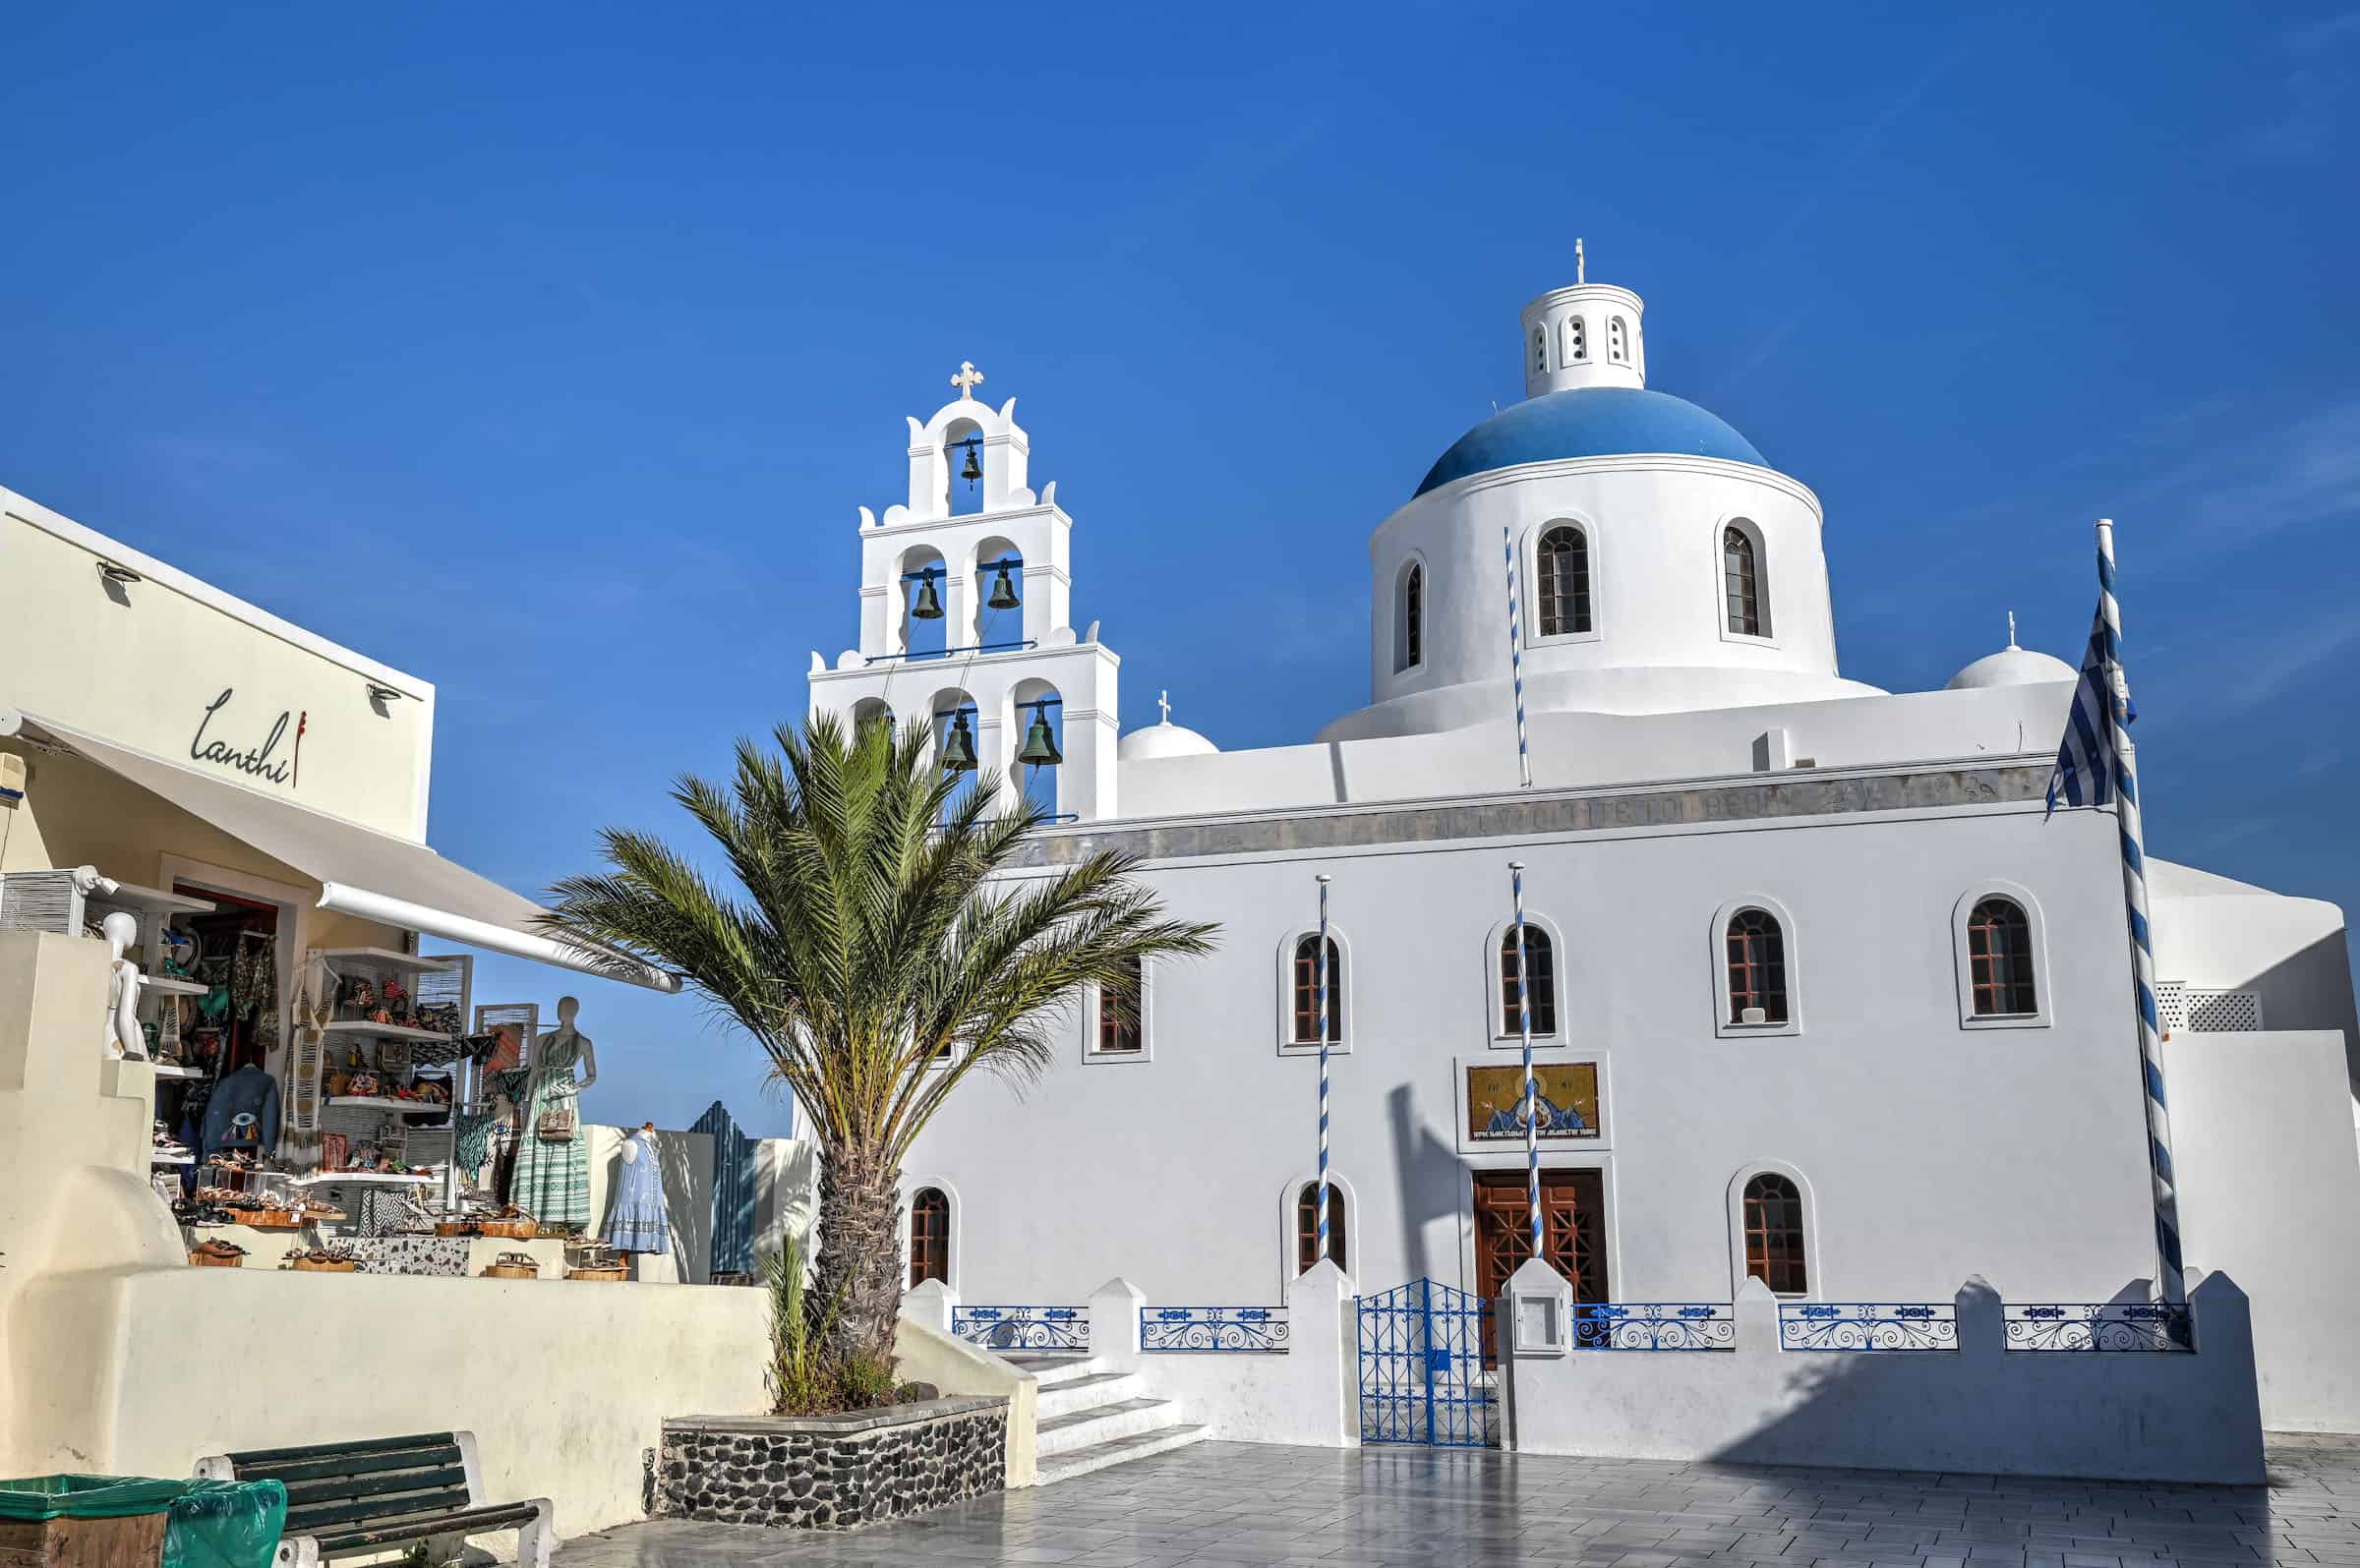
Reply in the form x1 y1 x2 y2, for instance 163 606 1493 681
1509 863 1541 1259
2096 519 2185 1306
1503 525 1532 788
1315 872 1333 1265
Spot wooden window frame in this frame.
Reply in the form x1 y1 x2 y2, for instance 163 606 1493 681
1294 1180 1347 1276
1951 883 2051 1030
1497 923 1560 1038
1712 897 1801 1037
1534 524 1594 639
908 1186 952 1289
1087 956 1150 1061
1740 1172 1808 1296
1277 930 1350 1055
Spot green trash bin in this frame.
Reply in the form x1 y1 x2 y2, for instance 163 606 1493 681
0 1474 190 1568
160 1481 286 1568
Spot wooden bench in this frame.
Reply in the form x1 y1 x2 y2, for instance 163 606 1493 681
195 1432 553 1568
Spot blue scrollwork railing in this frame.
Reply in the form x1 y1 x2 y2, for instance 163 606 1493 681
1778 1301 1957 1352
951 1306 1087 1352
1572 1303 1736 1351
1141 1306 1290 1353
2004 1302 2192 1352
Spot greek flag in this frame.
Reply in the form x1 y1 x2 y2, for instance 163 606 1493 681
2046 593 2136 814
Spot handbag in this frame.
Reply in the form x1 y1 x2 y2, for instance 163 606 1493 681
536 1106 576 1142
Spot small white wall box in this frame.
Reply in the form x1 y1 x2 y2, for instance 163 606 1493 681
1509 1279 1569 1357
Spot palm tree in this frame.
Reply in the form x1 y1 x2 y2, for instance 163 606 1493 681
541 713 1217 1371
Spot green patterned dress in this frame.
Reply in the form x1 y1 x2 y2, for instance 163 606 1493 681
508 1027 591 1229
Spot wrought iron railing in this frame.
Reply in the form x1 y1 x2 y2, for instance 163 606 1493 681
1778 1301 1957 1352
950 1306 1086 1352
2003 1302 2192 1352
1572 1303 1736 1351
1142 1306 1290 1353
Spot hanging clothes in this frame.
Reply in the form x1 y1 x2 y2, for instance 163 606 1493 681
602 1128 671 1254
507 1028 591 1229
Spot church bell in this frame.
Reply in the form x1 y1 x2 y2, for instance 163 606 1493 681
939 710 978 773
959 439 982 483
1016 703 1062 768
911 574 945 621
986 563 1021 611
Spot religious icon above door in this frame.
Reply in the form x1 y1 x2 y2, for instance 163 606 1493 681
1462 1060 1600 1146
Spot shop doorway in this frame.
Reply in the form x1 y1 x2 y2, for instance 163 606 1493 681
1473 1167 1610 1305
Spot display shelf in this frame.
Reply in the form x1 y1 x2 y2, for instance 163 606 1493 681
145 974 208 997
324 1095 452 1116
151 1063 209 1079
315 948 458 975
150 1151 195 1166
323 1020 458 1044
293 1170 436 1188
91 882 216 915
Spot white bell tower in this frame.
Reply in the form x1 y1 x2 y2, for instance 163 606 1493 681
808 362 1122 822
1520 238 1647 396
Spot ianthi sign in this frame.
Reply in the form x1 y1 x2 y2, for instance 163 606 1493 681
1462 1060 1602 1146
189 688 308 789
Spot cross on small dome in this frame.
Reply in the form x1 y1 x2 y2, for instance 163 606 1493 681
1158 690 1171 724
950 361 985 399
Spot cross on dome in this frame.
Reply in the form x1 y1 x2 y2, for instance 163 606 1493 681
1575 237 1585 284
1158 690 1171 724
950 361 985 399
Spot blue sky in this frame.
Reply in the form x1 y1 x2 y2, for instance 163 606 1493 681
6 3 2356 1135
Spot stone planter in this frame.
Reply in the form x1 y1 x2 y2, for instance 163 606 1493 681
654 1397 1007 1530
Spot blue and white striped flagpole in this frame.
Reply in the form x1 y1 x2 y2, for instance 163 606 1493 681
1503 526 1532 788
1315 872 1333 1265
2096 519 2184 1305
1509 862 1541 1257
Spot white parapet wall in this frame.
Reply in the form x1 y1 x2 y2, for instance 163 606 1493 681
1502 1270 2265 1484
896 1283 1039 1487
1124 1262 1358 1446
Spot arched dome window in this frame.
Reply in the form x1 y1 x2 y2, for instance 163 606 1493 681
1530 326 1549 377
1537 526 1592 637
1723 525 1763 637
1564 316 1587 363
1395 561 1424 672
1608 317 1629 365
1967 897 2037 1016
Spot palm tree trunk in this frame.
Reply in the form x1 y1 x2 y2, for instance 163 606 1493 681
812 1139 907 1368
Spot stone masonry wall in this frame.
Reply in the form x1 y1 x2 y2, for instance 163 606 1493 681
654 1398 1007 1530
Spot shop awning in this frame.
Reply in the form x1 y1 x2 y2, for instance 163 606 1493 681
28 718 679 993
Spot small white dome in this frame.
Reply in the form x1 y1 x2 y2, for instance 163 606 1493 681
1119 721 1220 762
1946 644 2076 691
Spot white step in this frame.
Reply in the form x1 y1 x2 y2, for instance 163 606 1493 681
1000 1351 1098 1386
1034 1421 1210 1483
1034 1369 1140 1421
1035 1395 1182 1458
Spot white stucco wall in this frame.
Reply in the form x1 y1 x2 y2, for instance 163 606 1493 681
906 796 2160 1309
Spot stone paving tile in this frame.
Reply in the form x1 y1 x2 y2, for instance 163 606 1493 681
558 1438 2360 1568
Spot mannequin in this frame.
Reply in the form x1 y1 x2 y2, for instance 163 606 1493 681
509 996 597 1229
101 911 148 1061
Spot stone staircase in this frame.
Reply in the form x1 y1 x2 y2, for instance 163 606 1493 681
1005 1352 1207 1483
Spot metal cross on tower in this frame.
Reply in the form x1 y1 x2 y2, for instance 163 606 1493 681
1157 689 1171 723
950 361 985 399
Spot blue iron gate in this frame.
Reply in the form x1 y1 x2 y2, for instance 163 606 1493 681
1356 1279 1499 1447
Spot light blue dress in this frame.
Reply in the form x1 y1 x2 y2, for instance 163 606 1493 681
603 1129 671 1253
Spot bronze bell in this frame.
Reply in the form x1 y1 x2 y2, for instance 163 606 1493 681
1017 703 1062 767
986 563 1021 611
959 439 982 483
939 710 978 773
911 574 945 620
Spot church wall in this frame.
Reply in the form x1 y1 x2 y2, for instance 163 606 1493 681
905 800 2159 1309
2165 1028 2360 1430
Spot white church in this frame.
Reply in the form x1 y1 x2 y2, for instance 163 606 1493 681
806 257 2360 1434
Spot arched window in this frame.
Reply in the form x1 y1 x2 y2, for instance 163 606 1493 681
909 1188 950 1287
1096 955 1144 1054
1725 908 1788 1024
1967 898 2037 1016
1536 525 1592 636
1291 935 1342 1044
1531 326 1549 377
1608 317 1628 364
1741 1173 1807 1294
1499 924 1558 1035
1296 1181 1347 1273
1397 562 1424 671
1723 525 1762 636
1564 316 1587 362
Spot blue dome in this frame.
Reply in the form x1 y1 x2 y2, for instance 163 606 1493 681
1414 387 1768 497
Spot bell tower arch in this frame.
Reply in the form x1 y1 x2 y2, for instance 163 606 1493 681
808 362 1122 821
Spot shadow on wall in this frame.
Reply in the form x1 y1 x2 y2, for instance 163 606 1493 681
658 1134 709 1283
1386 1082 1462 1286
2232 932 2360 1088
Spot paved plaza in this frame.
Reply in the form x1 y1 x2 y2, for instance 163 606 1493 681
556 1435 2360 1568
